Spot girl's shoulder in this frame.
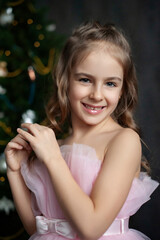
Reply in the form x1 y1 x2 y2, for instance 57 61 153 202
103 127 141 167
105 127 141 152
101 128 141 178
111 127 140 143
99 125 139 149
113 127 139 139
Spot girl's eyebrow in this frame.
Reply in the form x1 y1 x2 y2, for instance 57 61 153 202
74 72 122 82
105 76 122 82
74 72 91 78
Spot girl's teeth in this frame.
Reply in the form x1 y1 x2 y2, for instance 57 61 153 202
85 104 102 110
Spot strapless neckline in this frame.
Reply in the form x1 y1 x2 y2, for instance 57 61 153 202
60 143 141 180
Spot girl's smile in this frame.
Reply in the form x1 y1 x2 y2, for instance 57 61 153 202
68 47 123 126
81 102 107 115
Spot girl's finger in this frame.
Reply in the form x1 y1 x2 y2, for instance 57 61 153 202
8 141 23 150
11 134 31 151
21 123 41 136
17 128 34 144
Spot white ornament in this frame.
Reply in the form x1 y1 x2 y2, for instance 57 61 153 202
0 8 14 26
46 24 56 32
22 109 36 123
0 112 4 118
0 196 15 215
0 85 6 95
0 153 7 174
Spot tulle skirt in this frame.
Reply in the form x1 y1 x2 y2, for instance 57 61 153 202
29 229 150 240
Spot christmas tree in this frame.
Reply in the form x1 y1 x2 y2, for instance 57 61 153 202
0 0 64 238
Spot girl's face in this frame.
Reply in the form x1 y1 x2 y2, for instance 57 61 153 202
68 47 124 127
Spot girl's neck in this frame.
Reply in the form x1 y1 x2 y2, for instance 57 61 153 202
70 116 119 140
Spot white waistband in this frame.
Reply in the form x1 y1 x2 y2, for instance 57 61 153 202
103 217 129 236
36 216 129 238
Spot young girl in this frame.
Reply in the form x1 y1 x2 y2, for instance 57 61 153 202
5 21 159 240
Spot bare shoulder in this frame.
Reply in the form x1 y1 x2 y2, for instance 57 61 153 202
108 127 141 149
104 127 141 169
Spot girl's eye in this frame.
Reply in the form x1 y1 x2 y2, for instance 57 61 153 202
79 78 90 83
106 82 116 87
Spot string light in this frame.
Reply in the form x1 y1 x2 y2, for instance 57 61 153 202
34 41 40 47
0 176 5 182
38 34 44 40
5 50 11 56
36 24 42 30
12 20 18 26
27 18 33 24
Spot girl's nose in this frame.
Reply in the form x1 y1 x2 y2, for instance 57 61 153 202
89 86 103 101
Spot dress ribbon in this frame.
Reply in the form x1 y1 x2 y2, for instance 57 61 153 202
36 216 77 239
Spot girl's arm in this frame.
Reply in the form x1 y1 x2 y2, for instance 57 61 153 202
7 170 36 235
5 135 36 235
17 124 141 240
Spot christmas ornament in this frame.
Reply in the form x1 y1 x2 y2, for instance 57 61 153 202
46 23 56 32
0 196 15 215
0 112 4 119
0 62 8 77
21 109 36 123
0 8 14 26
28 66 36 81
0 153 7 174
0 85 6 95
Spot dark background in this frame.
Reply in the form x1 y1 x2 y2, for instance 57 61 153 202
37 0 160 239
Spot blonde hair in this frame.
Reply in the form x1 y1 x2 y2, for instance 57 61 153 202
46 21 139 134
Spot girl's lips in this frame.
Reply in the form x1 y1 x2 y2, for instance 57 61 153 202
82 103 106 115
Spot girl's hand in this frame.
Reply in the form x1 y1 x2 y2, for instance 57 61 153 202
5 134 32 172
16 123 61 164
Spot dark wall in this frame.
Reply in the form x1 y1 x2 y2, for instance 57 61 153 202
38 0 160 239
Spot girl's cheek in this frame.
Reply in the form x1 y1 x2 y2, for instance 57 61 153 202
104 91 120 103
69 85 88 100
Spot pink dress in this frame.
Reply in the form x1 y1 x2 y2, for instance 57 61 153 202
21 143 159 240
